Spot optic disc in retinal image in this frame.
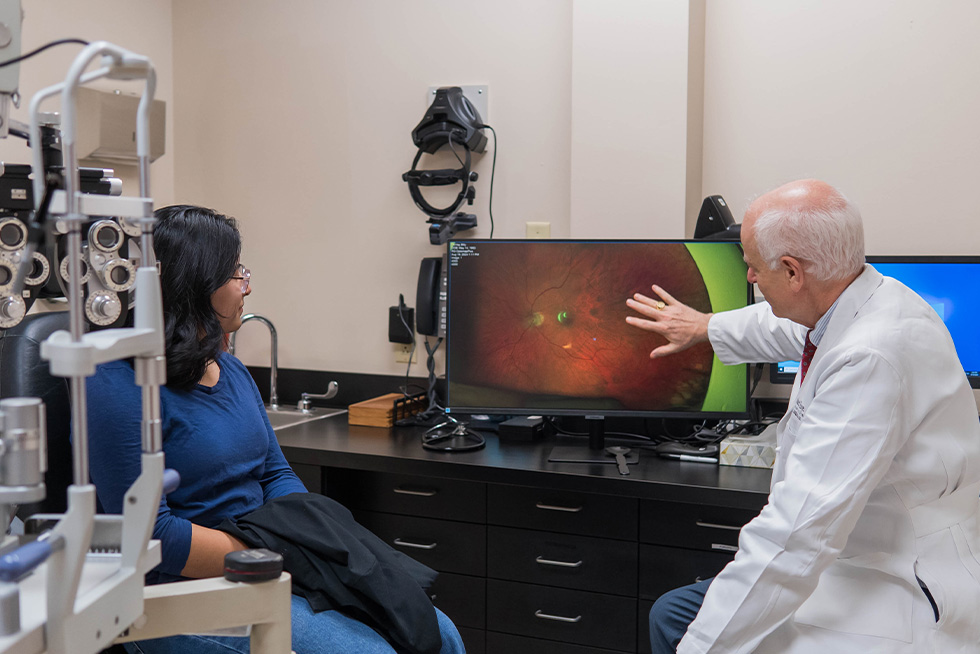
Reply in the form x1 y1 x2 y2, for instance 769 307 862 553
448 241 722 412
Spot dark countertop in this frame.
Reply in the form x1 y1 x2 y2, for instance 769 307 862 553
277 415 773 511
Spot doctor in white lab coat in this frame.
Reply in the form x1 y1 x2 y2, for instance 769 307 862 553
626 179 980 654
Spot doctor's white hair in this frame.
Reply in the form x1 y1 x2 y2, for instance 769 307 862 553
752 189 865 282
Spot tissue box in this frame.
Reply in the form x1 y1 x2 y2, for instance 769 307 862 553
719 429 777 469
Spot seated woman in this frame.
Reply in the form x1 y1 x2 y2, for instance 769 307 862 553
86 205 465 654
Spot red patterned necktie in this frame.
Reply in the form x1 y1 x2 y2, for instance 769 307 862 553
800 331 817 382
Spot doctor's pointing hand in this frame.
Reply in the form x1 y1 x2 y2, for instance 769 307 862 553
625 284 712 359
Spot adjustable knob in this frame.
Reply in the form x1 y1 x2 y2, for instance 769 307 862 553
89 220 124 253
24 252 50 287
60 256 92 284
0 257 14 293
0 217 27 251
85 290 121 326
101 258 136 292
0 295 26 328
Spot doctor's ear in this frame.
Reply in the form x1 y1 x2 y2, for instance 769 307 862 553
779 256 807 289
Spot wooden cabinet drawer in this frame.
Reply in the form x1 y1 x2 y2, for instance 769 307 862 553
487 631 630 654
639 499 760 551
638 543 733 600
486 579 636 651
488 526 637 596
324 468 486 522
428 572 486 629
488 484 637 540
353 510 486 576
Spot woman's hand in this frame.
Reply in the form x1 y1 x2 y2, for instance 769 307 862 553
625 284 712 358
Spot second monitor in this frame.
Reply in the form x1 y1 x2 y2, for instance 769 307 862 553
770 256 980 388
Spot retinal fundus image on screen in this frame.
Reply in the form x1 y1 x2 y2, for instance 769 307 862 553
447 241 749 415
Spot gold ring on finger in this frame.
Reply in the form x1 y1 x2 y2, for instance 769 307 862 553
655 301 666 311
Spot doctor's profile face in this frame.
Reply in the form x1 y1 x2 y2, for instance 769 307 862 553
741 213 794 320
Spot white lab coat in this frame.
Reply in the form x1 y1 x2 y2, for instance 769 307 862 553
677 265 980 654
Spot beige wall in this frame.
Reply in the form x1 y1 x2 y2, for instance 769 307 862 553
0 0 175 205
701 0 980 256
171 0 575 374
570 0 702 239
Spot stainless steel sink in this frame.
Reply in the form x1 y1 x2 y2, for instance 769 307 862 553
265 407 347 432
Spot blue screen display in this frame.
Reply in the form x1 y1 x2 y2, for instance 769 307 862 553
775 258 980 385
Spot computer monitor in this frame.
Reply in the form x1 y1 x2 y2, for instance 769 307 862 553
770 256 980 388
445 239 752 419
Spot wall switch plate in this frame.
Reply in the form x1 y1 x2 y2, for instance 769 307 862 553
395 343 417 364
526 221 551 238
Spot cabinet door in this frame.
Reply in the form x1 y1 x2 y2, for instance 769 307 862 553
428 572 486 629
353 510 487 576
487 631 631 654
639 499 761 551
457 628 486 654
638 543 733 600
488 484 638 540
290 462 322 493
487 579 636 651
638 601 655 654
325 468 486 522
488 526 637 596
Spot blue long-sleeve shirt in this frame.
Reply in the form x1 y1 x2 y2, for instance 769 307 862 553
85 351 307 582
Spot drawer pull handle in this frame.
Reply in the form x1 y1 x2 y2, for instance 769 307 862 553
711 543 739 553
535 556 583 569
393 487 438 497
695 520 742 532
534 610 582 623
393 538 437 550
535 502 583 513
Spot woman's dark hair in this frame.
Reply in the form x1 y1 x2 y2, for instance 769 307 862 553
152 205 241 390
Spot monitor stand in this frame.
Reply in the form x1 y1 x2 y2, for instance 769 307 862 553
547 415 640 465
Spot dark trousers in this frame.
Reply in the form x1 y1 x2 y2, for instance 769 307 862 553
648 578 713 653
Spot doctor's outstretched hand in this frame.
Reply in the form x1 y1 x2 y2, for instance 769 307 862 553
625 285 712 359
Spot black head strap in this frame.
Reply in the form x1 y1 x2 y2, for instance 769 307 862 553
402 135 472 217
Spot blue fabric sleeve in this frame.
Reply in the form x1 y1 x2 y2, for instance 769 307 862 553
86 363 192 576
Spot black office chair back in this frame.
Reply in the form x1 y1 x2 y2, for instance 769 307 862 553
0 310 72 517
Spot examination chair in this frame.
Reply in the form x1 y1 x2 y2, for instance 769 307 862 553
0 310 293 654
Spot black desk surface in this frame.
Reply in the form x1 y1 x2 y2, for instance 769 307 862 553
277 415 773 511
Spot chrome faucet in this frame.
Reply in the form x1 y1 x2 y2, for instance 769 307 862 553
228 313 279 410
298 382 339 414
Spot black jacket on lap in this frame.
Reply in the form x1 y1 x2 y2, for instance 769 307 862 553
218 492 441 654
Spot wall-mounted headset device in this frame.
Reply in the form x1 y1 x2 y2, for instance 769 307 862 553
402 87 487 244
694 195 741 241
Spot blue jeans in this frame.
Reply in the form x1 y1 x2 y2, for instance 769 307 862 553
648 578 712 654
124 594 465 654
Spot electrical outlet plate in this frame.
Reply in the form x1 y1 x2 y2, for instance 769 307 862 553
395 343 417 364
525 221 551 239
